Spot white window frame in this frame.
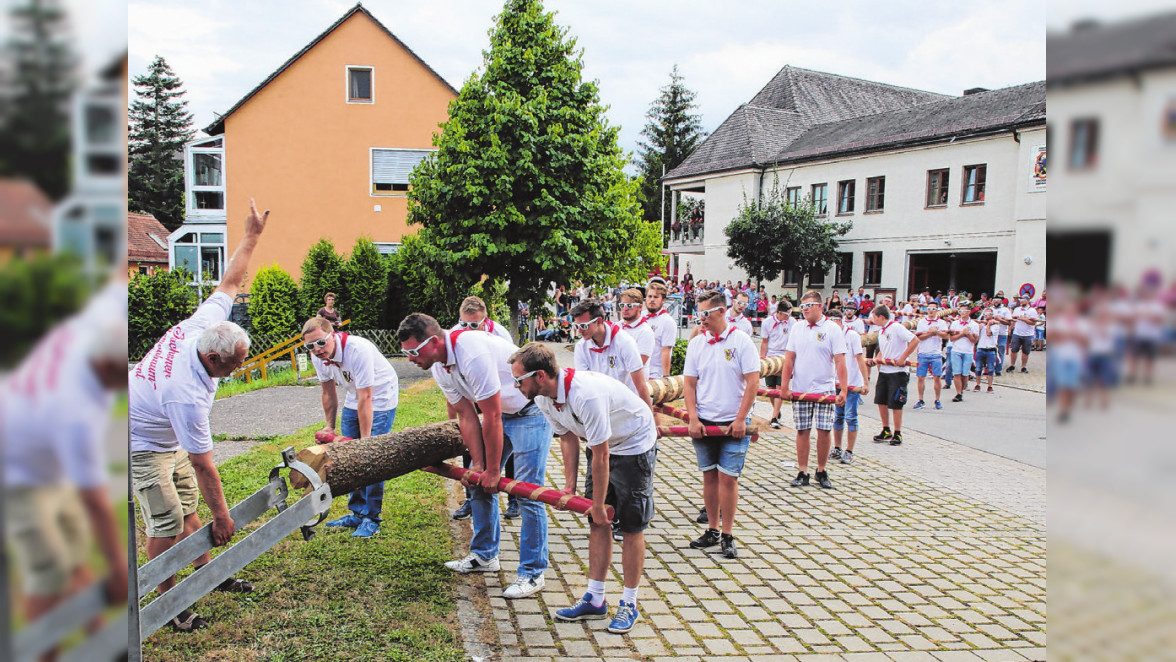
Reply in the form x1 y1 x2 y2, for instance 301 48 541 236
71 87 123 190
167 224 228 285
373 242 402 255
370 147 436 197
346 65 375 104
185 136 227 219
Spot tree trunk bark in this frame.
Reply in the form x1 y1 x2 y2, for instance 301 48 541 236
290 420 466 494
509 295 520 344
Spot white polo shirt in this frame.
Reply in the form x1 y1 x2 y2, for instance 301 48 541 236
431 329 529 414
993 306 1012 337
683 325 760 422
573 322 645 393
726 313 753 337
874 320 916 374
949 319 980 353
3 321 113 488
1012 306 1038 337
620 317 655 363
976 320 999 349
783 316 847 394
843 327 865 388
1134 300 1167 341
915 318 948 354
535 369 656 456
311 333 399 412
900 303 916 323
450 318 513 342
845 316 866 335
644 309 677 379
761 314 792 356
130 291 233 455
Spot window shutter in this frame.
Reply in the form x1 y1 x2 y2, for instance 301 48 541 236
372 149 432 185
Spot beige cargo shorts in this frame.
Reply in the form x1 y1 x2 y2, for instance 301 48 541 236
132 449 199 538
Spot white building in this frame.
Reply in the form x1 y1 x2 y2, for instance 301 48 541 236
1047 14 1176 288
664 66 1046 302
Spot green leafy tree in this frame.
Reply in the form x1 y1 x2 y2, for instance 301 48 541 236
724 174 852 292
249 264 300 336
128 268 198 360
406 0 662 339
635 65 706 233
128 55 194 231
342 237 391 328
299 238 345 322
0 0 76 199
0 253 89 366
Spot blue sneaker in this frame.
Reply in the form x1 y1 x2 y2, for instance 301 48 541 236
608 600 639 634
325 513 362 528
554 593 607 621
351 518 380 538
913 400 925 410
934 400 943 410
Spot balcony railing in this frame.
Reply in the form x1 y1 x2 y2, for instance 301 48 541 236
668 224 704 247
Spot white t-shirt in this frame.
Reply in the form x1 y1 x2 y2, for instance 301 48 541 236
949 319 980 354
1051 315 1087 361
450 318 514 342
311 333 399 412
900 303 916 324
767 301 778 315
3 321 113 487
1134 300 1167 341
845 317 866 335
976 320 999 349
784 317 847 393
1088 318 1118 356
620 318 655 364
536 369 656 456
875 321 916 374
431 329 528 414
683 325 760 422
644 309 677 379
761 314 792 356
574 322 645 394
993 306 1012 336
726 313 753 337
129 292 233 455
842 327 865 388
915 318 947 354
1012 306 1039 337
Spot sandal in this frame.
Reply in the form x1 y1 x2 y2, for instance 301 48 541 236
213 576 254 593
170 609 209 633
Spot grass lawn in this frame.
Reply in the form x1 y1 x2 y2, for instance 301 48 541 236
139 380 467 662
214 367 308 400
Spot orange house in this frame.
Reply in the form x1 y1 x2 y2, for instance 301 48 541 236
174 4 456 288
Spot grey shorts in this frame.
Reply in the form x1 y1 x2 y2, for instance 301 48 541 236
1009 334 1034 355
132 450 200 538
585 446 657 534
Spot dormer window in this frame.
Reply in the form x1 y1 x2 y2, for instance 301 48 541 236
348 66 373 103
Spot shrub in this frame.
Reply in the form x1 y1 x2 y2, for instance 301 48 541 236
0 253 90 367
342 237 390 328
129 267 198 359
249 264 300 336
670 337 689 376
299 238 345 320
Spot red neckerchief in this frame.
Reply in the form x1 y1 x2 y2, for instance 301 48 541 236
443 329 468 373
553 368 574 411
622 317 646 329
707 326 734 344
639 309 668 325
322 333 348 366
484 319 496 334
807 316 826 329
589 322 621 353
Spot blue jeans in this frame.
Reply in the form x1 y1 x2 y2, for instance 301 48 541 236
916 352 943 378
995 336 1007 372
469 404 552 579
341 407 396 522
943 348 953 382
975 348 998 375
834 392 861 431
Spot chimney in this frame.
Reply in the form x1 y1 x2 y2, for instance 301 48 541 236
964 87 989 96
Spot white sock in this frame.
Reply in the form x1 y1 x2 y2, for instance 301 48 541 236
587 579 606 607
621 585 639 607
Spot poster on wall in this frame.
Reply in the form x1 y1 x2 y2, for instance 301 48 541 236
1027 145 1046 192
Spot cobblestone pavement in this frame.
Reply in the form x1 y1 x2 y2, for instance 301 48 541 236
450 370 1047 661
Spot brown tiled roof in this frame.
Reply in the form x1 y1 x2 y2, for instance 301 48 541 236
205 3 457 135
128 212 170 263
0 178 52 248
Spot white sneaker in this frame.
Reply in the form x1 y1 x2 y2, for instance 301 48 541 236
444 553 500 574
503 574 545 599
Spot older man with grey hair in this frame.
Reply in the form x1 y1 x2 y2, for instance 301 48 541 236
129 199 268 633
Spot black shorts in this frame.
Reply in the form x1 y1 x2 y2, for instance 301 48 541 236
585 446 657 533
765 374 782 388
874 371 910 409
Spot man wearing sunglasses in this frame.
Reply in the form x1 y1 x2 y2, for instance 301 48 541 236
642 281 676 380
778 291 848 489
452 295 513 341
683 290 760 559
129 199 268 632
571 299 653 411
760 300 794 429
618 288 654 368
396 313 552 600
303 316 400 538
510 343 657 634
